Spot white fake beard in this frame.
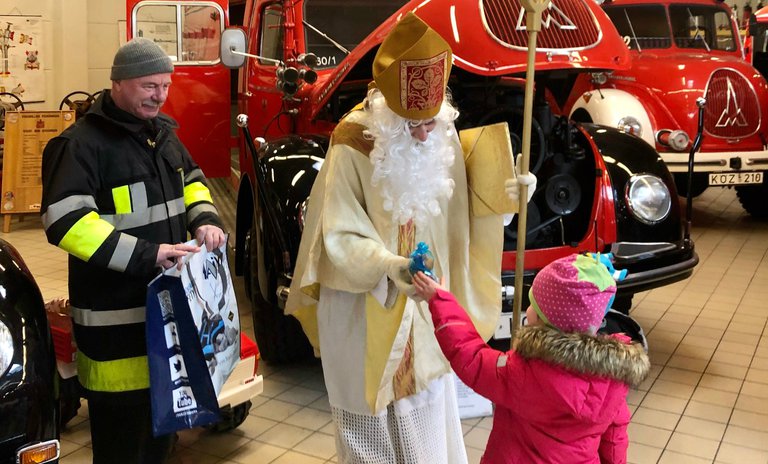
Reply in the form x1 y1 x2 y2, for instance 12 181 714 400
365 91 458 228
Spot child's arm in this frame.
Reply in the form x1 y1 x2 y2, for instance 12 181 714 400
415 272 522 404
598 404 630 463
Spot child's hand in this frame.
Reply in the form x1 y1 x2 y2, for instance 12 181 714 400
413 272 445 301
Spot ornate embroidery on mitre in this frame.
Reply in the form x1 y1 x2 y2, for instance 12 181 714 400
399 51 447 113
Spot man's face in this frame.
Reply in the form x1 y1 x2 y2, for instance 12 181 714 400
111 73 172 120
408 118 437 142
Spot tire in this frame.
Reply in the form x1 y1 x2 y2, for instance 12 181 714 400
205 401 252 433
673 173 708 198
736 182 768 218
247 218 315 364
58 374 82 427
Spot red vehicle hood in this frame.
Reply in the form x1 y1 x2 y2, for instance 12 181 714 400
609 52 768 140
309 0 629 119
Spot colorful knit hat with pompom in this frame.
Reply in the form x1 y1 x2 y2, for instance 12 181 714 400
529 253 616 334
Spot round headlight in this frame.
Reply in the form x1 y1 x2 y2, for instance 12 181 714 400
617 116 643 137
0 319 14 376
625 174 672 224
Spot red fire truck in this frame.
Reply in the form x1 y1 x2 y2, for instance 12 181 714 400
565 0 768 217
125 0 698 363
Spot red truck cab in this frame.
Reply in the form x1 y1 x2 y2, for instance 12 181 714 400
126 0 698 363
565 0 768 217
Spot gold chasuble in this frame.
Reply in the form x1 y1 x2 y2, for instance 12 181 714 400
285 110 505 414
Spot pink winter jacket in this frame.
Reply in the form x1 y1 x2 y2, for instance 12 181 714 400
429 289 650 464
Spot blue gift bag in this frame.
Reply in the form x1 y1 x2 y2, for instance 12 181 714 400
146 272 221 436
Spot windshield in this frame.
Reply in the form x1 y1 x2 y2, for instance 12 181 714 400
303 0 407 69
605 4 737 52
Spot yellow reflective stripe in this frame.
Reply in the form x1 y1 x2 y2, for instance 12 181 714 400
112 185 132 214
76 350 149 392
184 181 213 208
59 211 115 261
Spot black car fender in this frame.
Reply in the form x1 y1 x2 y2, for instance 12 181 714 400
234 134 328 281
580 123 683 243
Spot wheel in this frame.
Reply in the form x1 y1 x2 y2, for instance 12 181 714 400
736 181 768 218
247 216 315 364
673 173 708 198
60 91 97 120
58 374 82 427
205 401 251 433
0 92 24 129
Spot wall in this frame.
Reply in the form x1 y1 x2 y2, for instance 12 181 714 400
0 0 122 111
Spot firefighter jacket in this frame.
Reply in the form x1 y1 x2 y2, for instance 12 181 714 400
41 92 223 400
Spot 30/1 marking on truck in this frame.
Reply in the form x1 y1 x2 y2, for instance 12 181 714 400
708 172 764 185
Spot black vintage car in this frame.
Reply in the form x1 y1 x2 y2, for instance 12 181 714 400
0 238 60 464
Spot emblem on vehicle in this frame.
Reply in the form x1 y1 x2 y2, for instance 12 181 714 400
515 2 576 31
715 77 748 128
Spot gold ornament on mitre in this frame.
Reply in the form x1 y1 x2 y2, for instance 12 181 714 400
372 12 452 120
459 122 518 216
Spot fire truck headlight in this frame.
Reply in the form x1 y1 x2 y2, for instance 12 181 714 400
617 116 643 137
0 319 14 376
625 174 671 225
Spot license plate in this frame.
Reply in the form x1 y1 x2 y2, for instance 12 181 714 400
708 171 764 186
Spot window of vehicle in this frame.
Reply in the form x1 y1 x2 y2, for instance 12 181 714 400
259 4 283 65
302 0 407 69
669 5 736 51
604 5 671 50
134 2 224 64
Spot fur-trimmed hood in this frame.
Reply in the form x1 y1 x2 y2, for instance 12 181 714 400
514 325 650 387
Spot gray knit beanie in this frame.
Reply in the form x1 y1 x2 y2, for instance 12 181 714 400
111 38 174 80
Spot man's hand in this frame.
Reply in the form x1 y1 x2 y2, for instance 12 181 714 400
413 272 446 301
195 225 226 251
157 242 200 270
506 154 537 203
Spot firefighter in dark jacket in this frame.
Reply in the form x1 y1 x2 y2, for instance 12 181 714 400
41 37 225 464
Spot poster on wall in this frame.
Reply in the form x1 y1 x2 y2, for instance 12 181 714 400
0 15 45 103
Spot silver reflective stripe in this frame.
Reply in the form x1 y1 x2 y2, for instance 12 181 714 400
71 305 146 327
184 168 205 183
100 197 185 230
129 182 148 212
188 203 219 223
166 196 186 218
108 233 137 272
42 195 97 229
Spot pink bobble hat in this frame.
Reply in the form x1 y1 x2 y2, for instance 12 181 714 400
529 253 617 334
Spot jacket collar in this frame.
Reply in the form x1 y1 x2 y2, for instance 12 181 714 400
86 89 178 134
514 325 650 387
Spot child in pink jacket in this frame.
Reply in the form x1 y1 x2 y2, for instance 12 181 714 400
413 253 650 464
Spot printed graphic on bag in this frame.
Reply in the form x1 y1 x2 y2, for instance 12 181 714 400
173 386 198 413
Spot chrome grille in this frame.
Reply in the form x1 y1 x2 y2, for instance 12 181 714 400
481 0 600 50
704 69 761 139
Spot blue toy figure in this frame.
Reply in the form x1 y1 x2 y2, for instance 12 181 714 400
409 242 439 282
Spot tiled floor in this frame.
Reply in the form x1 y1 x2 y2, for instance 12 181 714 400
4 186 768 464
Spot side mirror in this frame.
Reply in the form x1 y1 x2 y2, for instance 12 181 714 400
748 14 758 37
221 28 247 69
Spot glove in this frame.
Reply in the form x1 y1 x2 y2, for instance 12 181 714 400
386 255 416 297
505 154 537 204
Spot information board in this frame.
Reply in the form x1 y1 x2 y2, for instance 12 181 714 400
1 110 75 231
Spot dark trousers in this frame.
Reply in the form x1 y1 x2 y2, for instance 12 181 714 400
88 390 175 464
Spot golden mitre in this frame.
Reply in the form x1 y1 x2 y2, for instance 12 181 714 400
372 12 452 120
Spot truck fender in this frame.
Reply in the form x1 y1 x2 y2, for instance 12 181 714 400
569 88 655 148
234 135 327 281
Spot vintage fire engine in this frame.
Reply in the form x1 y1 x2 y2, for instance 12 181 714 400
126 0 698 363
565 0 768 217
